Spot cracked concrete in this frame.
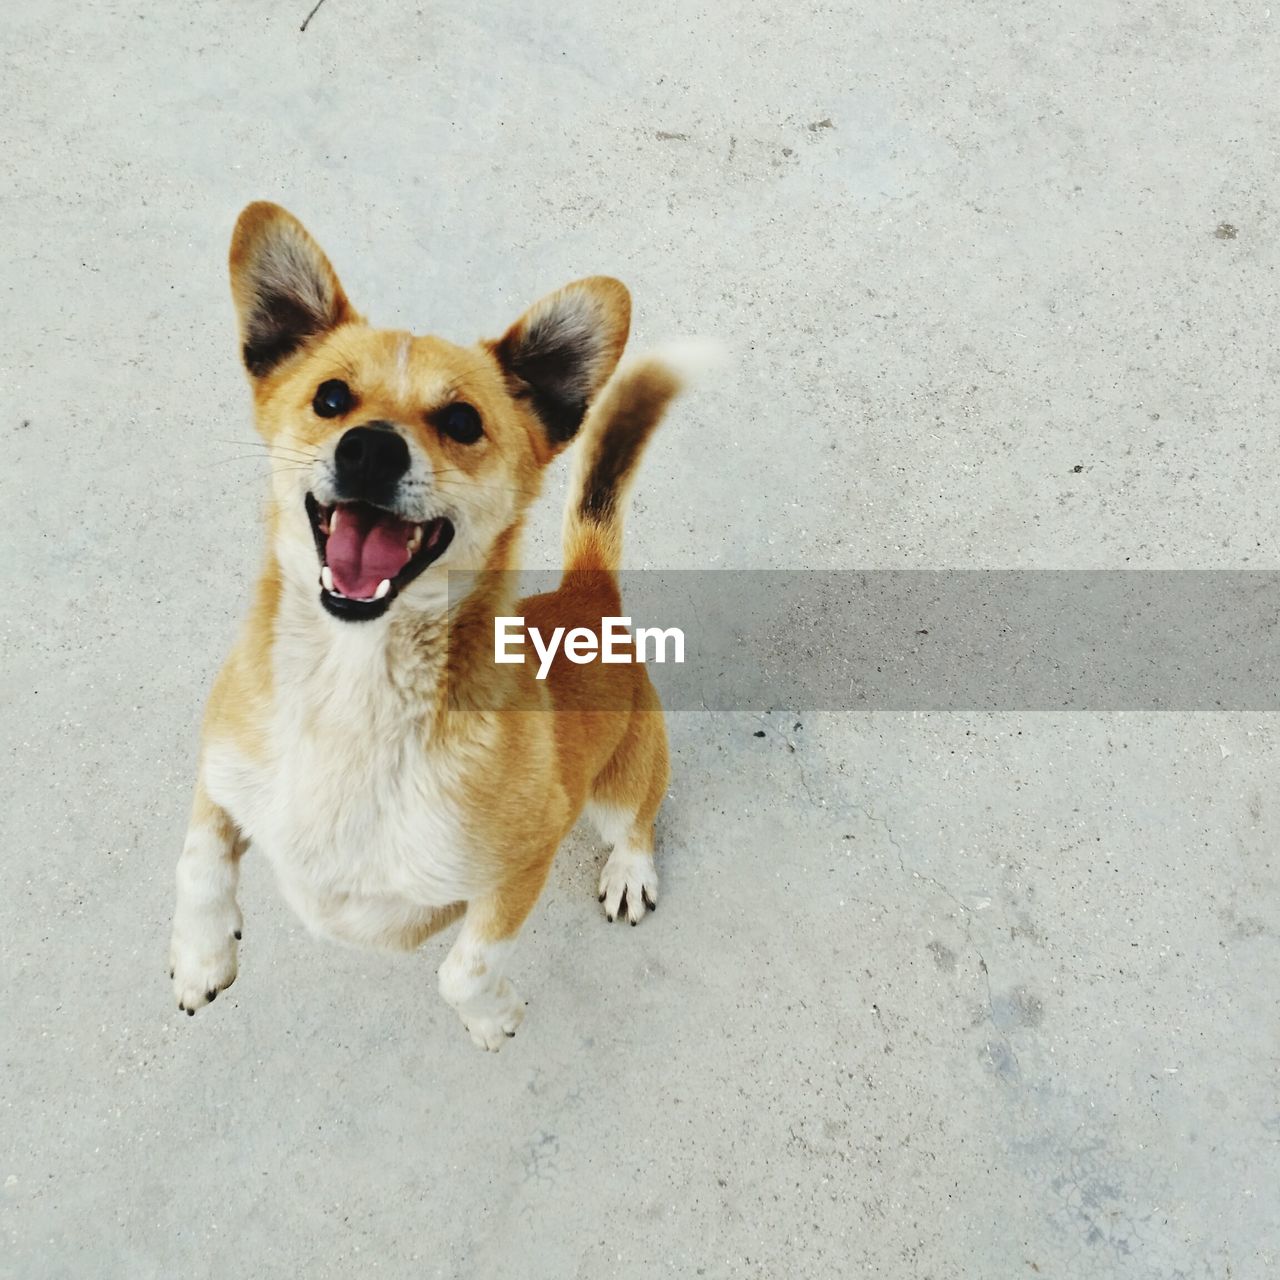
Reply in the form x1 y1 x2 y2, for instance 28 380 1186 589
891 835 1007 1070
3 1 1280 1277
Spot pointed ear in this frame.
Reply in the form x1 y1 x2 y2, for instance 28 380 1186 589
489 277 631 445
228 202 357 378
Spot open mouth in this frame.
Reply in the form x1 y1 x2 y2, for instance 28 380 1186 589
305 494 454 621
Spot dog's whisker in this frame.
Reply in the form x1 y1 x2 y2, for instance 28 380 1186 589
213 445 320 465
206 456 310 470
214 437 317 455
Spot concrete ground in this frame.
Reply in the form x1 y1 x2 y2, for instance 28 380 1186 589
2 2 1278 1277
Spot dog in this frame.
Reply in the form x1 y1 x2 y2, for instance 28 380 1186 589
168 202 686 1049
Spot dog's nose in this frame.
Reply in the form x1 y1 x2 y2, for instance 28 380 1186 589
333 423 410 500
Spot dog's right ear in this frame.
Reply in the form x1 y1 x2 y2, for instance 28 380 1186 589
229 202 356 378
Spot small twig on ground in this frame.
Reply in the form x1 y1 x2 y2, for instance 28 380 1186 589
300 0 330 32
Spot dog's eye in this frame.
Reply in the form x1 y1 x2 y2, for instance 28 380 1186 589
313 379 354 418
438 402 483 444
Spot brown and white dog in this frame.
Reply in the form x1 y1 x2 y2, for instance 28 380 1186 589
169 202 687 1049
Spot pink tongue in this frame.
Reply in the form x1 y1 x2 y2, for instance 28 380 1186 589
326 506 415 599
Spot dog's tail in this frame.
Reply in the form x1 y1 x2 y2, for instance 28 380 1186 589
562 342 717 575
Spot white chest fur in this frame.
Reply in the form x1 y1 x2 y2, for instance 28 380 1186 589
203 611 483 946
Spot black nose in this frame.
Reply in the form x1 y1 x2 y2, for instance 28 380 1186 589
333 423 410 501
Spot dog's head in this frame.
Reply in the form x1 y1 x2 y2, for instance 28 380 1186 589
228 202 630 621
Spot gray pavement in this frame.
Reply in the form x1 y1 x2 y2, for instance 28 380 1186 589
2 2 1278 1277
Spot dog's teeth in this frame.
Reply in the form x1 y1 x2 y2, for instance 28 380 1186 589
407 527 423 554
321 566 334 592
330 507 341 535
374 579 391 600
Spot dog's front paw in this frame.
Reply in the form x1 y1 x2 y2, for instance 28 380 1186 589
169 905 241 1015
599 849 658 925
459 979 525 1052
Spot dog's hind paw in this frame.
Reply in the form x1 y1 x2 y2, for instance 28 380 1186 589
169 907 241 1015
598 848 658 926
460 981 525 1051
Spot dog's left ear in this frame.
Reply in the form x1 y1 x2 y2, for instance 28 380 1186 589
490 277 631 447
229 202 358 378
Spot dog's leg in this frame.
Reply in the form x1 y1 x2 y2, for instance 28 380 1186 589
589 683 669 925
169 779 245 1014
438 852 554 1051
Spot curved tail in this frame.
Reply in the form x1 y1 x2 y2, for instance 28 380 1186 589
561 354 687 574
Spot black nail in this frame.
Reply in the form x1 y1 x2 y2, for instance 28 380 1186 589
606 914 614 923
631 919 637 927
206 989 217 1002
234 930 241 940
178 1002 185 1012
505 1030 516 1038
186 1007 194 1017
598 893 606 903
169 969 174 979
